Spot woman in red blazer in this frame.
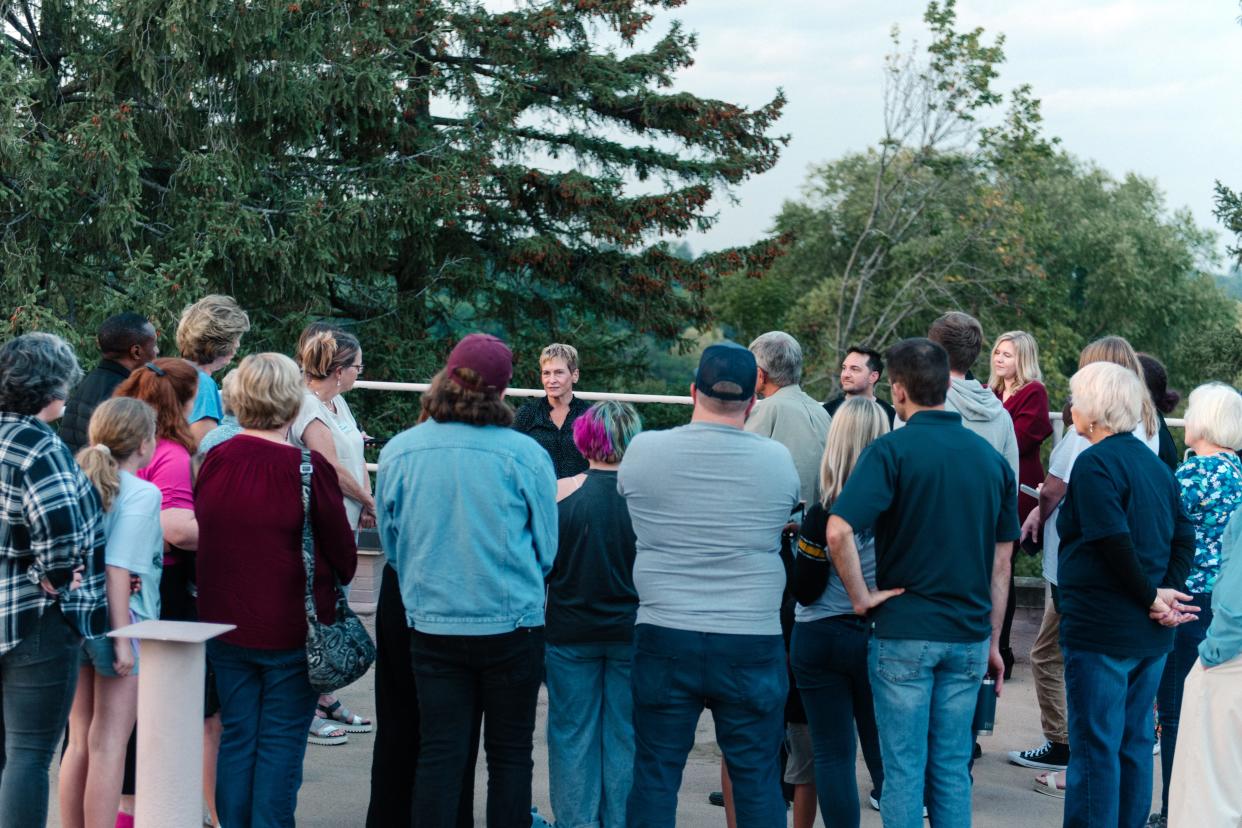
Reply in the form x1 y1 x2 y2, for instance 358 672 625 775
990 330 1053 677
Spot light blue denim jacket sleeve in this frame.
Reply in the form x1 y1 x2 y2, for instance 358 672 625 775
376 419 557 636
1200 506 1242 667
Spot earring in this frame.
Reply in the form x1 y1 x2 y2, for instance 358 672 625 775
1088 423 1095 434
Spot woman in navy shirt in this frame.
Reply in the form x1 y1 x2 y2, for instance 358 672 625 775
1056 361 1196 828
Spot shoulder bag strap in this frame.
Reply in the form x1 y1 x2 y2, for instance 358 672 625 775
300 449 318 624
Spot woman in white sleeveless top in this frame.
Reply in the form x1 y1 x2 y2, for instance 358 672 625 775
292 324 375 744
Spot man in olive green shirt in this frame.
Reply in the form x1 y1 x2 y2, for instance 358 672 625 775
745 331 832 506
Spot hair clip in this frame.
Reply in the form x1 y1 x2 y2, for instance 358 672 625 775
144 362 166 377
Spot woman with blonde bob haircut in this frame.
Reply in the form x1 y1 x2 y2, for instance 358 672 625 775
790 397 891 827
195 353 357 827
1055 360 1197 828
176 294 251 442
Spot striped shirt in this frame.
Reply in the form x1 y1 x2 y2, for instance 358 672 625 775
0 413 107 655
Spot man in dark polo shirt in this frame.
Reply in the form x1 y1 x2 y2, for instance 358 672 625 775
825 338 1018 828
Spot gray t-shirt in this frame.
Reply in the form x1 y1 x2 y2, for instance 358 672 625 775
618 422 800 636
796 531 878 623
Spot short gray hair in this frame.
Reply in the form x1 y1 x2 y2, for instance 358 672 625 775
0 333 83 415
748 331 803 388
1184 383 1242 450
1069 361 1143 435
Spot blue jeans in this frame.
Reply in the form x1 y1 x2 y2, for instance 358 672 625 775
790 616 883 828
1062 647 1165 828
209 640 318 828
627 624 787 828
868 636 989 828
1155 594 1212 816
0 605 80 828
545 641 634 828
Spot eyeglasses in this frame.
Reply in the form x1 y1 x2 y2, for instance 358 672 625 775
351 364 364 375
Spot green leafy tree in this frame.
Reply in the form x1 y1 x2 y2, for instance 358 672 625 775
710 1 1235 402
1 0 787 433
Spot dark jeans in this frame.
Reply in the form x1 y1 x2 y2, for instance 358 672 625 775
628 624 787 828
1063 646 1165 828
410 626 544 828
366 565 478 828
0 605 80 828
209 640 319 828
1156 594 1213 816
790 616 883 828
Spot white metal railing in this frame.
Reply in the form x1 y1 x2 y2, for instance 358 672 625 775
356 380 1186 471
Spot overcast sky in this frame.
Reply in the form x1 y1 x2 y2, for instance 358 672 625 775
647 1 1242 261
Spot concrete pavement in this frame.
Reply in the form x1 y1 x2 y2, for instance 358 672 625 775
49 607 1164 826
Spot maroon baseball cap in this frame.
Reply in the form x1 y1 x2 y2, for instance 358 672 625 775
444 334 513 393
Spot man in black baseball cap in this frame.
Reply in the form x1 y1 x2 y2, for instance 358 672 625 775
618 340 801 825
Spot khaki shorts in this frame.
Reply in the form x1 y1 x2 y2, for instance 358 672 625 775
784 722 814 785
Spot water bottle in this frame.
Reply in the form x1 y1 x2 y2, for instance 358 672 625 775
972 676 997 736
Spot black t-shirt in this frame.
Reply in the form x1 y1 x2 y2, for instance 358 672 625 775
1056 432 1192 657
513 395 590 478
545 470 638 644
824 394 897 427
831 410 1019 643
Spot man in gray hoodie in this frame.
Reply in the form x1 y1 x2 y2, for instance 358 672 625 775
928 312 1020 479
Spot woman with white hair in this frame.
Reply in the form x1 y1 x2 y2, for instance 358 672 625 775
1149 383 1242 827
1055 361 1197 828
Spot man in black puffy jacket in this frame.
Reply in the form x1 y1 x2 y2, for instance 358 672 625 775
59 312 158 452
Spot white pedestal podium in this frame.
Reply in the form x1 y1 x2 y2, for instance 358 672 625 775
110 620 235 828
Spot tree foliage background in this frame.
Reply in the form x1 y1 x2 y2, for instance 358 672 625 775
709 2 1241 403
2 0 787 434
3 0 1239 436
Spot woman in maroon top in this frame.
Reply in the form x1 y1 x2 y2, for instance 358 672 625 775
990 330 1054 676
196 353 356 828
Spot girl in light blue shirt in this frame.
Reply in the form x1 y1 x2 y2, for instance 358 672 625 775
59 397 163 827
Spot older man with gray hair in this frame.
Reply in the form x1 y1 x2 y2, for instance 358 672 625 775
746 331 832 505
742 330 831 826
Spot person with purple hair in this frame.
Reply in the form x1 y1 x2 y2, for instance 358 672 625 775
544 401 642 828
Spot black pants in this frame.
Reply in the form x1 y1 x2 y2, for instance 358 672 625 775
365 565 478 828
410 625 544 828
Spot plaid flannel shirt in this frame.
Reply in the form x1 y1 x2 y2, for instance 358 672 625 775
0 413 107 656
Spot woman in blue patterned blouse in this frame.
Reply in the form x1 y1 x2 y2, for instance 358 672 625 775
1152 382 1242 826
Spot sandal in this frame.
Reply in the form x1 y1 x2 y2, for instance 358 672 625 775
319 699 373 734
308 716 348 746
1033 770 1066 799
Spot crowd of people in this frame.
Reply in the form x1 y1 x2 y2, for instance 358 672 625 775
0 297 1239 828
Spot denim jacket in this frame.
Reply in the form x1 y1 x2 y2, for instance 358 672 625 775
377 419 557 635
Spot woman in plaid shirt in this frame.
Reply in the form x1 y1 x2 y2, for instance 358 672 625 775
0 333 107 827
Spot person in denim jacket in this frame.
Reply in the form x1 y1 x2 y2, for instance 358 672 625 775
377 333 557 828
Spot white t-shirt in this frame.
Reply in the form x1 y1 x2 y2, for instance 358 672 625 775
103 471 164 622
1043 425 1159 585
290 392 367 529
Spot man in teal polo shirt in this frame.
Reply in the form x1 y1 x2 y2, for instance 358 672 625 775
825 338 1018 828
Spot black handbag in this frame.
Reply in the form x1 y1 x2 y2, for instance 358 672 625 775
299 450 376 694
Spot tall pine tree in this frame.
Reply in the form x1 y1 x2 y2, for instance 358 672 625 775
2 0 787 429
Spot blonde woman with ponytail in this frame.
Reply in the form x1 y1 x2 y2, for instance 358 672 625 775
59 398 162 828
788 397 893 827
